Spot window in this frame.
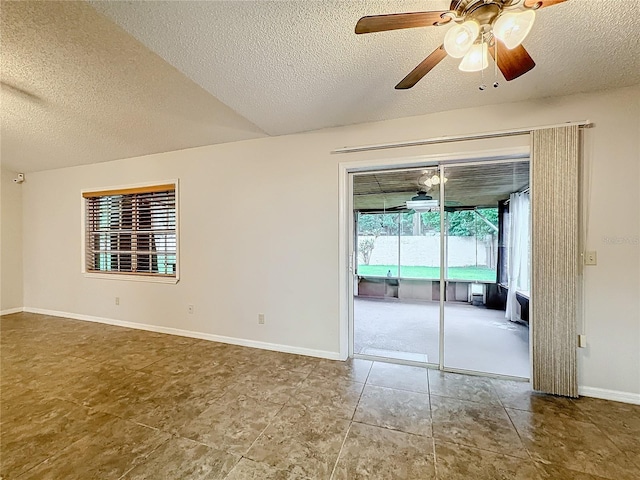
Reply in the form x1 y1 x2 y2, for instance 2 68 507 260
84 183 177 278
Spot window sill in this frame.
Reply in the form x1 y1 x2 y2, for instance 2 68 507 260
83 272 179 284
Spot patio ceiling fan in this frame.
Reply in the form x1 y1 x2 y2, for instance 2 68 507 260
355 0 568 89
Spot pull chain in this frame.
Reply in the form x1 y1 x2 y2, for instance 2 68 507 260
479 34 487 90
493 39 500 88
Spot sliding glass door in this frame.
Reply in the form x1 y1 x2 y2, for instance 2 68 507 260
442 161 530 377
353 169 440 364
350 159 530 378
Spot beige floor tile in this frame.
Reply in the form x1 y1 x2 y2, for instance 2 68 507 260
127 374 230 433
430 395 527 458
245 405 350 480
99 348 176 371
1 404 112 479
249 350 321 374
434 441 542 479
429 370 502 405
507 408 640 480
366 362 429 394
46 362 138 407
287 374 364 419
1 388 65 426
332 422 436 480
84 369 168 418
4 313 640 480
535 463 614 479
224 458 310 480
18 415 170 480
1 352 98 395
574 396 640 468
140 349 223 377
226 365 309 405
353 384 431 436
491 378 587 421
121 436 240 480
309 358 372 384
179 389 283 455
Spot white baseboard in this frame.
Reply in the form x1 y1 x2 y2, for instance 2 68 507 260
1 307 24 316
22 307 341 361
579 386 640 405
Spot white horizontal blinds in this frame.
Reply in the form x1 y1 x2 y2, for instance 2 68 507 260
85 185 176 276
531 125 579 398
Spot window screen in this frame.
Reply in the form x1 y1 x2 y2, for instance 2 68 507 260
84 184 177 277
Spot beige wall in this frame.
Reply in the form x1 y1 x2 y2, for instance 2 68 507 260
21 85 640 398
1 167 24 312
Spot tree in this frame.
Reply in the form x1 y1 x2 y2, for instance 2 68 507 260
358 213 400 236
357 208 498 237
421 211 441 233
420 208 498 236
358 238 376 265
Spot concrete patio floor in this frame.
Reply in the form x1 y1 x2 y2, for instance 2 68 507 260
354 297 530 378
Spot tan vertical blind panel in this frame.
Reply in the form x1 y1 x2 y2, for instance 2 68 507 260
531 125 580 398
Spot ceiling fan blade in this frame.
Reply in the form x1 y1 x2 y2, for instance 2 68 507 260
395 45 447 89
355 11 450 34
489 41 536 81
523 0 569 9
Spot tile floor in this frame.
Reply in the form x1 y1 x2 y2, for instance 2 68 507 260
1 312 639 480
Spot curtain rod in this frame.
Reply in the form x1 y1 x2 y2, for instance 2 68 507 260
331 120 593 155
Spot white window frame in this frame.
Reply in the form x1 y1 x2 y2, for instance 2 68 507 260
81 180 180 284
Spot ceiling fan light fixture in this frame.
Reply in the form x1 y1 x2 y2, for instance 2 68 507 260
419 172 447 189
407 200 440 212
407 192 439 212
459 42 489 72
493 10 536 50
443 20 480 58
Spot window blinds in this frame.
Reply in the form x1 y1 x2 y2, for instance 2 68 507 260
84 185 176 276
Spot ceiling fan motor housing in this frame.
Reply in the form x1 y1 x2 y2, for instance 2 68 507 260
450 0 515 28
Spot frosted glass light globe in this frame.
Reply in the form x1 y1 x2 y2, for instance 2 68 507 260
459 43 489 72
444 20 480 58
493 10 536 49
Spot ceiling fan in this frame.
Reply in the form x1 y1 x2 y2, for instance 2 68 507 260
355 0 568 89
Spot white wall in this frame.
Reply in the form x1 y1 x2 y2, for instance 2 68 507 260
1 167 24 312
21 85 640 398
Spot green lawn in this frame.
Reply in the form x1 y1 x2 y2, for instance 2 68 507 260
357 264 497 282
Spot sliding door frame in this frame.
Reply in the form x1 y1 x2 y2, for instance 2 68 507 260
339 147 530 380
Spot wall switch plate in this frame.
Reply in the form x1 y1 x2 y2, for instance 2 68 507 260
578 334 587 348
115 297 120 306
258 313 265 325
188 304 194 314
584 251 597 265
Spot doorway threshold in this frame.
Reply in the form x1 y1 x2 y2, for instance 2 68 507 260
360 348 428 363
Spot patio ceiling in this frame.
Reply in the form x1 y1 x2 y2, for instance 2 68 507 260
354 161 529 211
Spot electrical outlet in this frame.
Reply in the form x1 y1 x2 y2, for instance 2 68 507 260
578 334 587 348
188 304 194 314
115 297 120 306
584 251 597 265
258 313 265 325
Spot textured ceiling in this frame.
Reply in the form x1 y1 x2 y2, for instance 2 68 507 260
0 1 265 172
92 0 640 136
2 1 639 173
